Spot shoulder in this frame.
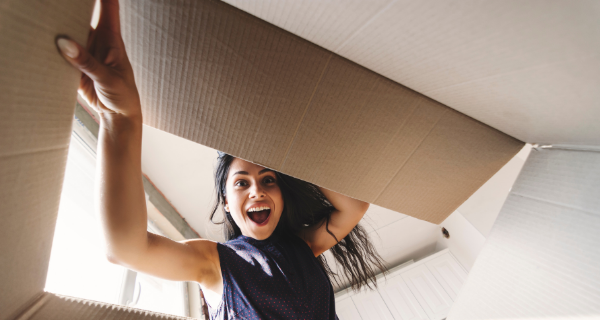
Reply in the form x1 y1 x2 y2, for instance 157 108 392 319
182 239 224 306
180 238 220 282
181 238 219 259
208 237 264 265
182 238 253 265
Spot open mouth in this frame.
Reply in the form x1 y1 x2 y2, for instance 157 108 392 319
247 208 271 226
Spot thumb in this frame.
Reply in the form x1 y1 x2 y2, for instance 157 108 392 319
56 37 110 83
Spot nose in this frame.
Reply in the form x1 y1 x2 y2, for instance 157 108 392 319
249 182 266 199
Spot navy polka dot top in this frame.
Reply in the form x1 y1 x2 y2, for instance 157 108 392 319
207 232 338 320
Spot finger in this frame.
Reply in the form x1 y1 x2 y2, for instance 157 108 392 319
56 37 111 83
78 74 97 107
97 0 121 35
86 27 97 52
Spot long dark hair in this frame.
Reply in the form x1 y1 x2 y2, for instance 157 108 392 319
209 153 388 291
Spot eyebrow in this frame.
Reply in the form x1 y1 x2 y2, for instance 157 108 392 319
232 168 274 176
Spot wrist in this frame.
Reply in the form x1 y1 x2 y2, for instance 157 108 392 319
99 111 143 135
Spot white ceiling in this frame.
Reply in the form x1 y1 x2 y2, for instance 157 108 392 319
222 0 600 146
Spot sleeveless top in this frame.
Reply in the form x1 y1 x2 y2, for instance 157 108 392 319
207 232 338 320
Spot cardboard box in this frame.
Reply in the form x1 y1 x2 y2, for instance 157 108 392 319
447 148 600 319
1 0 525 319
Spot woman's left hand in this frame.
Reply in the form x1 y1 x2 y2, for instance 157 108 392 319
56 0 142 120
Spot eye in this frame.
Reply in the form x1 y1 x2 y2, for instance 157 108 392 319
263 176 276 184
235 180 248 187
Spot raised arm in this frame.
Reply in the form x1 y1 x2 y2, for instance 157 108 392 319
56 0 220 290
299 187 370 257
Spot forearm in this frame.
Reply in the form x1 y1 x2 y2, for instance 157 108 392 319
318 186 369 214
96 112 148 263
301 187 370 255
95 112 218 282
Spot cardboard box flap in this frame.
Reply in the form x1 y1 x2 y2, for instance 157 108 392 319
0 1 95 319
122 0 332 171
447 148 600 319
22 292 190 320
121 0 524 223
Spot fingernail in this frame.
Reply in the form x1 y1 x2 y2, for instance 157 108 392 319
57 38 79 59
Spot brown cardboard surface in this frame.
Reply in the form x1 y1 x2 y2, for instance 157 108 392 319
0 0 95 318
223 0 600 147
22 292 190 320
121 0 331 171
447 148 600 319
121 0 524 224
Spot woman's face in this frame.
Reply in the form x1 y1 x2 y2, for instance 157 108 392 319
224 158 284 240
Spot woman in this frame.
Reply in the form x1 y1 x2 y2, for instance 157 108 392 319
56 0 386 318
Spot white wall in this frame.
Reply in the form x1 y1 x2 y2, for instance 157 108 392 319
327 204 440 291
435 211 486 272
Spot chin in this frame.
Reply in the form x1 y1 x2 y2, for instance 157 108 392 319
250 230 274 240
248 223 276 240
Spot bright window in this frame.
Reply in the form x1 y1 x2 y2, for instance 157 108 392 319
45 115 188 317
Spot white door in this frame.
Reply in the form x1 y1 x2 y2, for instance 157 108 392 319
379 276 428 320
336 295 362 320
401 265 453 320
352 289 395 320
425 253 468 300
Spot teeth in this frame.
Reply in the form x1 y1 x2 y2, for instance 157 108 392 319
248 206 270 212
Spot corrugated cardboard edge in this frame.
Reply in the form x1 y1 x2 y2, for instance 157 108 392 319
13 293 51 320
15 292 192 320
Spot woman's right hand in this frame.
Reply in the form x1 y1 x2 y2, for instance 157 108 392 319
57 0 141 120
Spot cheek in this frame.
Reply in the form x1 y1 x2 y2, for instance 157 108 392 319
271 187 284 214
228 197 246 223
229 196 244 212
225 188 244 212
